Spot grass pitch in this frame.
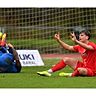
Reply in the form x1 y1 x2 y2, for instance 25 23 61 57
0 58 96 88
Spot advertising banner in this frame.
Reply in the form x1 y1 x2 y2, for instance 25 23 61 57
17 50 44 66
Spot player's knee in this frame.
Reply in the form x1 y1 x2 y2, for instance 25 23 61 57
63 57 71 64
77 68 87 75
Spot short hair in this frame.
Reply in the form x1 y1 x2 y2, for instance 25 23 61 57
72 26 91 40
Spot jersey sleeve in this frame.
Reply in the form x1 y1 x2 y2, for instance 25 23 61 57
73 45 79 52
89 42 96 50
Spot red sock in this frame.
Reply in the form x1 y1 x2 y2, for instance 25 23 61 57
71 69 80 77
51 59 66 72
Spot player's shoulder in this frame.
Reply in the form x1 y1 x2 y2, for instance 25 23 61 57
88 41 96 50
88 41 96 45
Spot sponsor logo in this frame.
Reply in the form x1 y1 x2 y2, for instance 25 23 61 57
19 54 35 60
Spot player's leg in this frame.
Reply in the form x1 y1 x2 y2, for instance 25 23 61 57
59 61 85 77
58 58 79 77
60 63 94 77
72 67 94 77
37 57 78 77
70 62 84 77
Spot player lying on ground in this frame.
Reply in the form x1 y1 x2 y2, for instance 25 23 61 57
0 32 22 73
37 26 96 77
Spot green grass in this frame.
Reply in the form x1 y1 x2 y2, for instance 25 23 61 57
0 58 96 88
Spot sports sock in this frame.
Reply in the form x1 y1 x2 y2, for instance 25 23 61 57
71 69 80 77
48 69 53 73
51 59 66 72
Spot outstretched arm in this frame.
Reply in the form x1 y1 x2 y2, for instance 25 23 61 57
54 33 75 51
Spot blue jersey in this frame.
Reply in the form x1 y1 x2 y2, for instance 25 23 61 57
0 47 18 73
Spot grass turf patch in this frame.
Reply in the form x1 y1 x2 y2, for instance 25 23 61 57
0 59 96 88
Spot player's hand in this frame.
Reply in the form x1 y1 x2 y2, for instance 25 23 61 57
70 32 77 42
54 32 60 41
7 43 14 48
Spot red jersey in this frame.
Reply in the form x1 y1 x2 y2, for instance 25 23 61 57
73 42 96 72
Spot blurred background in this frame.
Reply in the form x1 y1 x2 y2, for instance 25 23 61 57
0 8 96 54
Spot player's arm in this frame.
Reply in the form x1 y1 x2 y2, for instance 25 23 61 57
70 32 94 50
75 40 94 50
12 48 22 72
8 43 22 72
54 33 75 51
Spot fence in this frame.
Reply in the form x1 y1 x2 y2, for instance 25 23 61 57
0 8 96 54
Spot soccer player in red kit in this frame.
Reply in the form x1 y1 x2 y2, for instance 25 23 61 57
37 26 96 77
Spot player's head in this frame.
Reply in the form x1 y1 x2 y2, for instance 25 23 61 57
72 26 91 41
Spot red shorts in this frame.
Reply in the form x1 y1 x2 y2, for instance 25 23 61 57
75 61 96 76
